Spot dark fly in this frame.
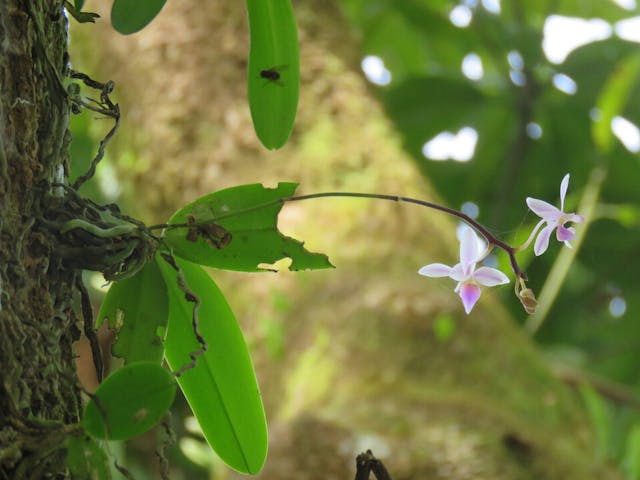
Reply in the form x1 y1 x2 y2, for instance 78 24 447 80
260 69 281 81
259 65 288 86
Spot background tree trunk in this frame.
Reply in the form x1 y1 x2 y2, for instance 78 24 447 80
72 1 620 479
0 1 81 477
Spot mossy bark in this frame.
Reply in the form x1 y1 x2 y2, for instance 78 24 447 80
0 1 81 477
74 1 620 479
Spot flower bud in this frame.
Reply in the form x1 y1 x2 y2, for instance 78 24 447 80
518 288 537 314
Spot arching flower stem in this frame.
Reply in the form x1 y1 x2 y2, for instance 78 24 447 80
152 191 527 281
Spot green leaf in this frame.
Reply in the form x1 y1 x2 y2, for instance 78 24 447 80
111 0 167 35
592 53 640 153
164 182 333 272
97 260 168 364
65 1 100 24
67 435 110 480
246 0 300 149
580 383 612 459
622 425 640 480
156 255 267 474
83 362 176 441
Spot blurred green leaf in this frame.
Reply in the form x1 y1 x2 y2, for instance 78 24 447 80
622 425 640 480
383 76 485 150
83 362 176 441
580 383 613 459
67 435 110 480
73 0 85 9
97 260 168 364
503 0 636 24
157 256 267 474
164 182 333 272
432 314 456 342
111 0 167 35
246 0 300 149
592 53 640 153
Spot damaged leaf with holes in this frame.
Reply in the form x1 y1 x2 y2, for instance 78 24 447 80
97 260 169 364
83 362 176 441
156 255 267 474
163 182 333 272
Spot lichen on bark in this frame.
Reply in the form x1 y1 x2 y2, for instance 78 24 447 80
0 1 81 477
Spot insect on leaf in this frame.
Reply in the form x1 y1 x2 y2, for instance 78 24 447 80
83 362 176 441
97 260 169 365
246 0 300 149
111 0 167 35
163 182 333 272
156 255 268 474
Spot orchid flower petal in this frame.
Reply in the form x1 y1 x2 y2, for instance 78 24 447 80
459 227 480 269
534 224 554 256
556 225 575 242
449 263 467 282
559 174 570 210
459 283 481 314
473 266 510 286
418 263 453 278
566 213 585 224
526 197 561 220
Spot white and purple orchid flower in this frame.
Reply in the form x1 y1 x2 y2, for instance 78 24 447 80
526 174 585 256
418 227 509 314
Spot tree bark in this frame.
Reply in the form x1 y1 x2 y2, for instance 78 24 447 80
0 1 80 477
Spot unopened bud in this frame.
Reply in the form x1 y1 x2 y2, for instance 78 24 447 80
518 288 537 314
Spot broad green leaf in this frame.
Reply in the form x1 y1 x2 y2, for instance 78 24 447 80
97 260 168 364
111 0 167 35
164 182 333 272
246 0 300 149
83 362 176 441
67 435 110 480
156 256 267 474
592 53 640 153
74 0 85 10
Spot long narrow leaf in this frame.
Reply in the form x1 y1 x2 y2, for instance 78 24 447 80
246 0 300 149
157 255 268 474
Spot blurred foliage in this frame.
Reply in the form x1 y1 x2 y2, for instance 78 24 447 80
340 0 640 469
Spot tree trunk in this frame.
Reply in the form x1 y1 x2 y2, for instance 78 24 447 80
0 1 80 477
